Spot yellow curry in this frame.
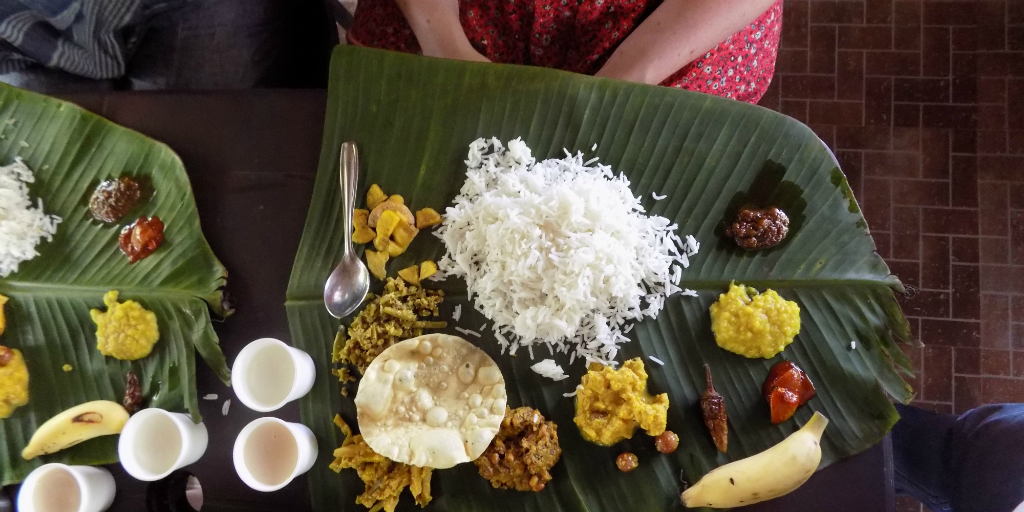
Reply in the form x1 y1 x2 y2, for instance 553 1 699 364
574 358 669 446
90 290 160 360
0 346 29 419
709 282 801 359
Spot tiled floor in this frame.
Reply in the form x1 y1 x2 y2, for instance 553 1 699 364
757 0 1023 510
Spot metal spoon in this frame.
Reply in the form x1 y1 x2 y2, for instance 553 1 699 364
323 142 370 318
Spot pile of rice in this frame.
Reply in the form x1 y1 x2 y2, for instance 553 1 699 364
0 158 61 277
437 138 698 369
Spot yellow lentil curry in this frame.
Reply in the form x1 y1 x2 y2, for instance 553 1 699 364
709 282 801 359
90 290 160 360
0 346 29 419
574 358 669 446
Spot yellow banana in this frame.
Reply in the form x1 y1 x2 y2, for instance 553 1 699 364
22 400 129 460
682 411 829 508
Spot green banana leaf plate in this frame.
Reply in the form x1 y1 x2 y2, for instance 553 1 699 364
286 46 914 512
0 84 231 485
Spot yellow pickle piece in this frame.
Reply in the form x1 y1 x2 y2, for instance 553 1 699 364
709 282 801 359
90 290 160 361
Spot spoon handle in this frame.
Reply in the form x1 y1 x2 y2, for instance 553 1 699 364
340 142 359 256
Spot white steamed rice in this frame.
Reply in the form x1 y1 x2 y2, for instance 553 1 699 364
437 137 698 371
0 158 61 278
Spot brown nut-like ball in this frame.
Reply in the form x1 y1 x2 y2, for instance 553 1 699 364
616 452 639 472
655 430 680 454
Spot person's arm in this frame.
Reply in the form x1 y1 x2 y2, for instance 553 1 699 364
596 0 776 85
393 0 489 62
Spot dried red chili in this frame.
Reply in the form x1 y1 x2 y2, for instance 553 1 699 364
119 217 165 263
762 360 816 424
700 365 729 453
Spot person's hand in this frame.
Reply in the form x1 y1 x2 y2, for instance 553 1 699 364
394 0 489 63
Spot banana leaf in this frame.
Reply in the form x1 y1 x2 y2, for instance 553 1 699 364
0 84 231 485
286 46 914 512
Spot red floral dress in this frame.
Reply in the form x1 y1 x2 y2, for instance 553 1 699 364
348 0 782 104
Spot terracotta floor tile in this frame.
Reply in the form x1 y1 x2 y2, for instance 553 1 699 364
982 376 1024 403
865 0 893 25
921 104 977 130
912 401 953 414
952 264 981 319
893 205 923 258
810 0 866 24
921 129 951 179
955 346 981 374
1011 184 1024 209
950 155 978 207
809 100 864 125
865 76 893 125
862 176 894 214
920 207 978 235
781 99 810 123
921 318 981 347
978 77 1007 104
838 25 893 50
866 50 923 76
981 294 1012 348
810 25 838 74
865 151 920 178
889 259 922 288
781 74 836 99
836 125 892 150
980 264 1024 293
1013 295 1024 323
782 0 810 47
923 345 954 400
951 129 976 154
922 26 952 77
770 0 1019 422
981 349 1013 376
951 236 979 263
977 130 1008 154
874 230 893 257
893 179 949 207
979 236 1010 264
777 48 810 74
954 375 984 412
919 236 950 291
1010 211 1024 265
979 181 1009 236
1013 351 1024 378
900 289 951 317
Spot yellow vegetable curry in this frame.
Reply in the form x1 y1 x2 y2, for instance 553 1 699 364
0 346 29 419
709 282 801 359
90 291 160 360
574 358 669 446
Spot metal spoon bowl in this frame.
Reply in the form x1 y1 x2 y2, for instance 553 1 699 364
323 142 370 318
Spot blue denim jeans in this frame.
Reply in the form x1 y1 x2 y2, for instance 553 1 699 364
1 0 331 93
894 403 1024 512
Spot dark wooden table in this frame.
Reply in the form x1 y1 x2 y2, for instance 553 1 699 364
2 90 896 512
